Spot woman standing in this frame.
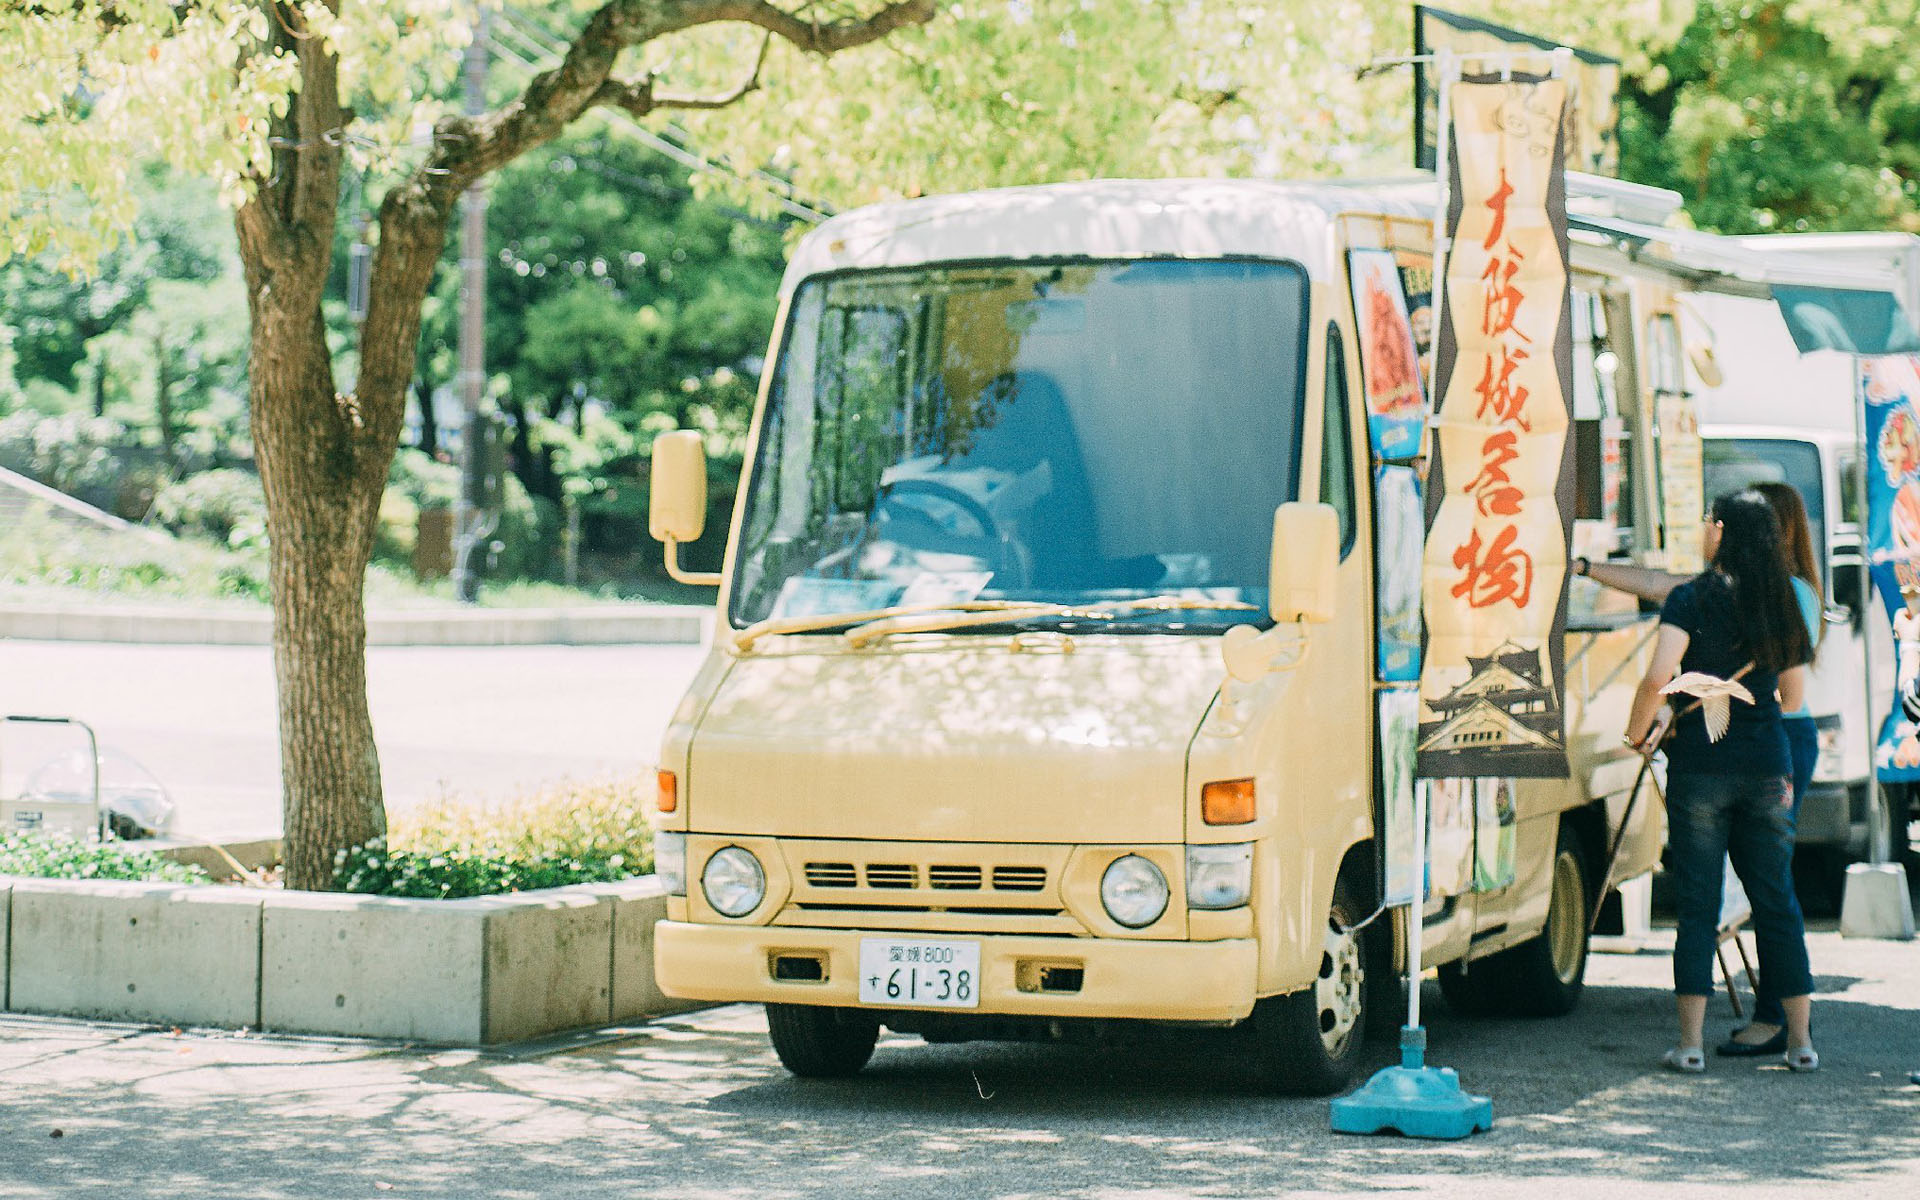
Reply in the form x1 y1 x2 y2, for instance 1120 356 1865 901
1718 481 1825 1056
1625 490 1818 1072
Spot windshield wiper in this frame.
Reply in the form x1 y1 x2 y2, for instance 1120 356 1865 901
733 600 1035 652
842 594 1259 647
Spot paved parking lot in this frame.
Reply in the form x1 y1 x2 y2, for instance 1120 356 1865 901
0 640 705 838
2 926 1916 1199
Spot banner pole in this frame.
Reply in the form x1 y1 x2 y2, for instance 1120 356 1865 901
1426 48 1457 469
1333 50 1490 1140
1858 358 1885 865
1406 46 1454 1031
1406 773 1429 1030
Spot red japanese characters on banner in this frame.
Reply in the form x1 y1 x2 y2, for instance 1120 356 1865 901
1418 73 1574 780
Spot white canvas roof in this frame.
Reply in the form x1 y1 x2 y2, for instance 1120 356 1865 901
1680 292 1854 432
780 178 1437 294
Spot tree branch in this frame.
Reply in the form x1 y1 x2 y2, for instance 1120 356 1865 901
591 32 771 116
655 0 939 56
410 2 936 227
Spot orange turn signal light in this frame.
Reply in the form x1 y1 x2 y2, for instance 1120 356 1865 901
1201 778 1256 825
656 769 678 814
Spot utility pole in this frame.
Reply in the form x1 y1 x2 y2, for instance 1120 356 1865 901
452 6 492 604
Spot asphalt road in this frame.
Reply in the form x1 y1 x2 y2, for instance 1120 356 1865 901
0 641 706 837
1 926 1917 1199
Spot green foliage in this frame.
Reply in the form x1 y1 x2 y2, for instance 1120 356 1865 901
1622 0 1920 233
659 2 1685 209
149 468 268 549
0 832 211 884
333 775 653 899
404 131 785 539
0 411 153 514
0 505 270 605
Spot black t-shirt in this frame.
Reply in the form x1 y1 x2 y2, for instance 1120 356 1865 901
1659 574 1789 776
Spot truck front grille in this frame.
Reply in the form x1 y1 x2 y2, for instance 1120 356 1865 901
992 866 1047 892
804 862 857 888
783 842 1072 932
928 865 983 890
864 863 918 889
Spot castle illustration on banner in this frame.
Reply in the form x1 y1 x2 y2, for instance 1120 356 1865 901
1417 640 1566 776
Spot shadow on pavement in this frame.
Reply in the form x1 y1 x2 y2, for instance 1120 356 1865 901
2 974 1917 1200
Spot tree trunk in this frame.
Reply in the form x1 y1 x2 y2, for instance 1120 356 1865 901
415 379 439 457
90 344 108 417
153 331 176 467
245 298 391 889
217 0 934 889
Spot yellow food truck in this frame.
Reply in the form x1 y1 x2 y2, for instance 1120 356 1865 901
645 175 1706 1094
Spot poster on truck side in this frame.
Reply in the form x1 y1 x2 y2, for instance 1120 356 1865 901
1417 71 1575 780
1376 465 1425 682
1861 356 1920 781
1380 687 1423 905
1351 249 1430 460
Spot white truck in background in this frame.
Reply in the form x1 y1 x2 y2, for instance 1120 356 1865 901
1676 232 1920 902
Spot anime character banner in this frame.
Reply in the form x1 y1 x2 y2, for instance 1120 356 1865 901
1418 73 1576 779
1376 465 1425 682
1350 249 1430 460
1861 356 1920 781
1380 688 1423 905
1422 777 1477 898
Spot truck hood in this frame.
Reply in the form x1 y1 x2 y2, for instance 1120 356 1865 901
686 637 1224 843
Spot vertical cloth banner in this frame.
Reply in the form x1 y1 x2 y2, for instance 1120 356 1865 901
1861 356 1920 780
1418 73 1576 780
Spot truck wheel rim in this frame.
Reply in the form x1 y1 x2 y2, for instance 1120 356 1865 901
1549 851 1584 984
1317 913 1363 1057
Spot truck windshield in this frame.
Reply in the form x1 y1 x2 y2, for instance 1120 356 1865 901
728 259 1311 632
1702 437 1826 584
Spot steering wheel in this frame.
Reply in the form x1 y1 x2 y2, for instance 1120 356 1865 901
871 477 1024 585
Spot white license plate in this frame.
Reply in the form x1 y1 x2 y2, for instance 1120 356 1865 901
857 938 981 1009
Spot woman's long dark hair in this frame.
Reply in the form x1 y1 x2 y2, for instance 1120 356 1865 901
1752 480 1821 594
1709 488 1815 672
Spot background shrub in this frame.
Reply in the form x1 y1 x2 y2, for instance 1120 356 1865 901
0 832 210 884
149 467 267 547
334 774 652 899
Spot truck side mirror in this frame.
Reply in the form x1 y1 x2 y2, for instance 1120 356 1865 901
649 430 721 586
1270 501 1339 624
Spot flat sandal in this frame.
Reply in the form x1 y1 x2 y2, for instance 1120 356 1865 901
1784 1045 1820 1072
1663 1047 1706 1073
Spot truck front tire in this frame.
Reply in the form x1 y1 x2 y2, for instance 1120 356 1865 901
766 1003 880 1078
1249 873 1369 1095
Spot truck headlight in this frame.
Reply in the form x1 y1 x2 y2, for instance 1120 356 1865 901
1100 854 1169 929
1186 843 1253 910
701 846 766 917
654 831 686 896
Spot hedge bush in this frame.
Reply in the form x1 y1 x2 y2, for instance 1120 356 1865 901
0 832 211 884
149 467 268 548
334 775 652 899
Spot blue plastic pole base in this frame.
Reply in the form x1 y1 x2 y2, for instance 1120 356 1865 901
1330 1028 1493 1140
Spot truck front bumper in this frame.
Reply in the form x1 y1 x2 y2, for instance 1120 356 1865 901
653 921 1259 1023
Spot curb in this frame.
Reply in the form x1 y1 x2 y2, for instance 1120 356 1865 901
0 603 712 647
0 874 697 1044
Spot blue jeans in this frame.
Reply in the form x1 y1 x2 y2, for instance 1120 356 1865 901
1667 771 1814 1002
1750 717 1818 1025
1784 715 1817 818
